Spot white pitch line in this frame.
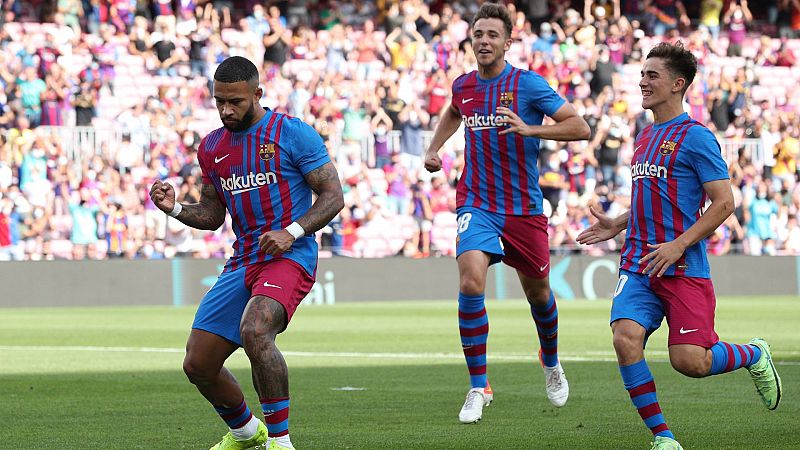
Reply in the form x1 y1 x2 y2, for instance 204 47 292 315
1 345 799 365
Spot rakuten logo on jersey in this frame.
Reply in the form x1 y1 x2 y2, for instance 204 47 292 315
631 160 668 181
462 113 502 130
221 172 278 195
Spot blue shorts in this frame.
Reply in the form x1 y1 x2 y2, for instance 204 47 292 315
192 258 315 346
611 269 719 348
455 206 550 278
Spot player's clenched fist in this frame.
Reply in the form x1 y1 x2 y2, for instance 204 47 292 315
424 150 442 173
149 180 176 213
259 230 294 256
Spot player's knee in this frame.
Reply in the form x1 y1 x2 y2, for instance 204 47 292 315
239 320 276 352
183 357 214 385
612 330 642 357
459 278 484 296
670 354 709 378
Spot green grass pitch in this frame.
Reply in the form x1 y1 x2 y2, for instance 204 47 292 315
1 297 798 449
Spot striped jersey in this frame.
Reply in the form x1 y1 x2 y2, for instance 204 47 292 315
620 113 729 278
451 62 565 216
197 109 330 275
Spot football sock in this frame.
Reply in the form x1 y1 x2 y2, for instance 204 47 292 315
458 292 489 389
708 341 762 375
531 291 559 368
230 415 261 441
261 397 290 437
620 359 674 439
214 398 255 435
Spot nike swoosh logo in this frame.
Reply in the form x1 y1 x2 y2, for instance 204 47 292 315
462 98 474 104
214 154 230 163
263 282 283 289
230 187 259 195
634 146 642 153
679 328 699 334
540 263 549 271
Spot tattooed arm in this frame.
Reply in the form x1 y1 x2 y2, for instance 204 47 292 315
149 180 227 230
296 161 345 234
258 162 344 255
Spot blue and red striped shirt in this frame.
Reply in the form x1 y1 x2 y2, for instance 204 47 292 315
620 113 729 278
197 109 330 275
452 62 565 216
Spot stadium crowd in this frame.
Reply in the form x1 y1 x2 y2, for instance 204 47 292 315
1 0 800 261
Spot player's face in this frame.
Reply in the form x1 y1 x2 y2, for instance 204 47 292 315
639 58 684 110
471 18 511 68
214 81 261 132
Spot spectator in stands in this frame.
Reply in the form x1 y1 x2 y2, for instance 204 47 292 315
151 22 183 76
408 179 433 258
745 181 779 255
723 0 752 57
72 80 97 126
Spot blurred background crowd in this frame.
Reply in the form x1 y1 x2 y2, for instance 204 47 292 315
1 0 800 262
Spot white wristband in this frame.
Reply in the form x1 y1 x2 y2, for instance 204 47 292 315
285 221 305 240
168 202 183 218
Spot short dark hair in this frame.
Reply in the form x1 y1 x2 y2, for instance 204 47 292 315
471 3 513 39
214 56 259 89
646 41 697 90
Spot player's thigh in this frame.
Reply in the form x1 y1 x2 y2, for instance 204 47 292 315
651 276 719 348
455 207 504 260
500 214 550 279
610 270 665 342
192 267 253 347
244 258 316 334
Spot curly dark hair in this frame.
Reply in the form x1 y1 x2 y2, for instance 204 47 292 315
646 41 697 92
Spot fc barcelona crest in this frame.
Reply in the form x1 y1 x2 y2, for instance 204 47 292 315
259 143 276 161
499 92 514 107
659 140 677 155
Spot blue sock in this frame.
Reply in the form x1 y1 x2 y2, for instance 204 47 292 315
458 292 488 388
531 291 559 367
708 342 761 375
214 398 253 429
260 397 290 437
620 359 674 439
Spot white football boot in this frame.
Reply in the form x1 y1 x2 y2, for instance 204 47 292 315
458 385 493 423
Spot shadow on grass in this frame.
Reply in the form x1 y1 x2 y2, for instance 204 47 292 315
2 361 797 449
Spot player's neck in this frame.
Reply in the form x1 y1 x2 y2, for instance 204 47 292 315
651 100 685 125
478 59 506 80
247 107 267 128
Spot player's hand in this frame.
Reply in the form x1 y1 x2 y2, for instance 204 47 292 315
424 149 442 173
149 180 176 214
576 206 619 245
496 106 531 136
259 229 295 256
640 241 687 278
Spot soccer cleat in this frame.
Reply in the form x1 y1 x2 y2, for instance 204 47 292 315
458 385 493 423
266 440 295 450
543 362 569 408
747 338 782 410
650 436 684 450
210 421 269 450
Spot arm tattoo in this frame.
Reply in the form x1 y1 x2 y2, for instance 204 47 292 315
177 182 227 230
297 162 344 234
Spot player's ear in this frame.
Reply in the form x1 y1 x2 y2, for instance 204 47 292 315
673 77 686 93
254 87 263 100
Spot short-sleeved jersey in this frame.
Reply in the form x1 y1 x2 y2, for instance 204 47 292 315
197 109 330 275
620 113 729 278
451 62 565 216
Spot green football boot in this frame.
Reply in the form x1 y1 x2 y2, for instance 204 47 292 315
650 436 684 450
210 421 269 450
747 338 782 410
